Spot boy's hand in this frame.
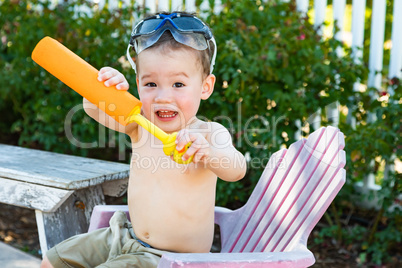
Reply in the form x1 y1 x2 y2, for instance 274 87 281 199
175 129 210 164
98 67 129 90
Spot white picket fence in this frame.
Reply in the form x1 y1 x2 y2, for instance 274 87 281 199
93 0 402 86
83 0 402 92
296 0 401 209
73 0 402 207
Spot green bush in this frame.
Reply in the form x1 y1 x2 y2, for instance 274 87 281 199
338 76 401 266
0 0 139 158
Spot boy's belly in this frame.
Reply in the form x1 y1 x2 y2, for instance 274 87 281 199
130 204 215 253
127 168 217 253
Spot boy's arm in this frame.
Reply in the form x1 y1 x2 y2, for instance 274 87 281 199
83 67 138 136
205 122 246 182
83 98 137 135
176 122 247 182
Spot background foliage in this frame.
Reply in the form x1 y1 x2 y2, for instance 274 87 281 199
0 0 139 158
0 0 400 265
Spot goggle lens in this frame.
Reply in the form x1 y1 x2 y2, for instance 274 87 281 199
136 19 162 34
134 15 207 37
172 17 205 30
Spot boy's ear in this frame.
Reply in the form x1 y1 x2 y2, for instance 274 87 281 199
201 74 215 100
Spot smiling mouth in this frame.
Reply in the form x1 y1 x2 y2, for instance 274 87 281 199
156 110 178 118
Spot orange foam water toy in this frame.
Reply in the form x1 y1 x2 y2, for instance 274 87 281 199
31 36 192 164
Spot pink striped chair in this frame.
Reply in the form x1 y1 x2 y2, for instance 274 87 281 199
88 126 346 267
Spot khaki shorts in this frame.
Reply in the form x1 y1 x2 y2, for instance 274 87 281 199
46 211 169 268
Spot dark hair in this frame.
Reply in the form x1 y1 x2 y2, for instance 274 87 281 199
134 11 214 78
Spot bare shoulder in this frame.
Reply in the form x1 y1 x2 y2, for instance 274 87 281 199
188 119 217 131
209 121 228 132
189 119 226 130
190 119 232 144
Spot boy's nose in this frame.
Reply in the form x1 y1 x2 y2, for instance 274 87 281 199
155 89 173 103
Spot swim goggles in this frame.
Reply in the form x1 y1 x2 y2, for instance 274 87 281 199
126 13 217 74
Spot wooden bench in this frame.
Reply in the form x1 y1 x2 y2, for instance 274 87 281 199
0 144 130 256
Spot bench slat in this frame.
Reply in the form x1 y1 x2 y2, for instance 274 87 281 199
0 177 73 212
0 144 130 189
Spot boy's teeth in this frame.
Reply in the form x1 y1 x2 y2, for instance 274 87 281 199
157 111 177 118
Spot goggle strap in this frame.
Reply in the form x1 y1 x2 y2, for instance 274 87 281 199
126 44 137 73
209 37 217 74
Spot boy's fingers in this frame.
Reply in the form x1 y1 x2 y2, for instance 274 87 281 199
116 81 129 90
98 67 114 79
99 66 112 72
175 130 190 150
181 141 202 161
98 67 111 74
98 68 122 81
97 68 129 89
103 75 126 87
103 76 117 87
174 132 182 146
98 70 113 82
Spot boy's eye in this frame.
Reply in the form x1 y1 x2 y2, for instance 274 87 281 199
173 82 184 88
145 82 157 87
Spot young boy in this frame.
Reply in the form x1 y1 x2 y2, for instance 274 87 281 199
41 12 246 268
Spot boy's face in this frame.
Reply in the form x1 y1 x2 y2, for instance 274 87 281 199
136 47 215 133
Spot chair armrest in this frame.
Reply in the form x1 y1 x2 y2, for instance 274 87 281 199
214 206 247 250
214 206 233 227
158 246 315 268
88 205 129 232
